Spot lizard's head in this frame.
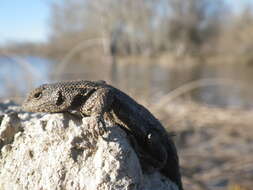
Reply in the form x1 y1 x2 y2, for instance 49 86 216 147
22 84 70 113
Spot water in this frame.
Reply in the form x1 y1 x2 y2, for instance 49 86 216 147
0 55 253 108
0 56 53 100
111 61 253 108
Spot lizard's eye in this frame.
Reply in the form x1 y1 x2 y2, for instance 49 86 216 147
33 92 42 99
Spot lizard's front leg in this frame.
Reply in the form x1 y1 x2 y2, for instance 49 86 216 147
80 88 114 136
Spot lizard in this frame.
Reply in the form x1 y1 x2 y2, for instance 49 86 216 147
22 80 183 190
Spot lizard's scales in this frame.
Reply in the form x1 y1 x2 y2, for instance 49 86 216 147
22 80 183 190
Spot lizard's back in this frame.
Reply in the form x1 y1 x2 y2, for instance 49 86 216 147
104 83 183 190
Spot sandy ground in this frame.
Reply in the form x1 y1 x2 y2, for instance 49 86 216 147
154 101 253 190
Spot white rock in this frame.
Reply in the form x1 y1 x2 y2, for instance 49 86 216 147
0 109 178 190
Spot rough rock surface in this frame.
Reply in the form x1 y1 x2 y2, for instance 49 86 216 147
0 101 178 190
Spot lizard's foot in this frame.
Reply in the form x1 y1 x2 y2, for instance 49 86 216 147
92 115 107 138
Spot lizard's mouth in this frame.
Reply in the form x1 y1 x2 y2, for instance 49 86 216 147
22 100 68 113
22 100 46 113
22 102 38 112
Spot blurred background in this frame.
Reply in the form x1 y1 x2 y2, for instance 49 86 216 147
0 0 253 189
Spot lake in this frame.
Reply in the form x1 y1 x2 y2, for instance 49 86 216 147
0 55 252 108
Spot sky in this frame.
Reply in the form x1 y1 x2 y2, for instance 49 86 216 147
0 0 252 45
0 0 50 44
